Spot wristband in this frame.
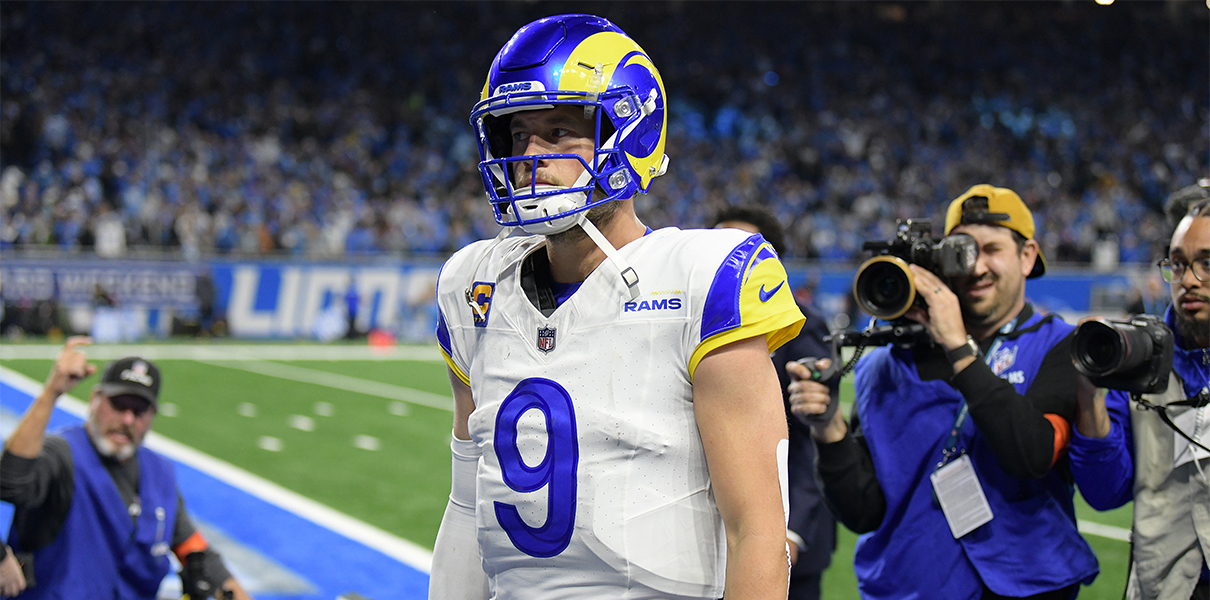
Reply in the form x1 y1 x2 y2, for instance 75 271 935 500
945 336 979 364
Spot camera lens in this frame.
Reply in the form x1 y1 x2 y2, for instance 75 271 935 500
1072 320 1152 376
871 270 906 305
854 257 915 320
1075 324 1122 375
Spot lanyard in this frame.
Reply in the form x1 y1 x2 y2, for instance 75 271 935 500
938 317 1019 468
939 404 971 468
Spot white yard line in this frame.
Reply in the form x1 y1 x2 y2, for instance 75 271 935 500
0 342 454 410
0 344 445 362
0 365 91 420
0 365 436 572
1078 519 1132 543
193 359 453 411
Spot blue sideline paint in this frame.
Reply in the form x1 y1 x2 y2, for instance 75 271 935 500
0 374 431 600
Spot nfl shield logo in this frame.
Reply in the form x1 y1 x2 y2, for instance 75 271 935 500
537 326 556 354
990 345 1018 376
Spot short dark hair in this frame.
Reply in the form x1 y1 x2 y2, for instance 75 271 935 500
1165 179 1210 226
1187 197 1210 219
709 205 787 256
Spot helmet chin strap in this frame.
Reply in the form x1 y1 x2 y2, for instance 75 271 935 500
464 214 640 315
579 216 640 301
546 169 641 301
514 170 641 301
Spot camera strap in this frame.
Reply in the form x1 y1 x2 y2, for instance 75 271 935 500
1133 392 1210 455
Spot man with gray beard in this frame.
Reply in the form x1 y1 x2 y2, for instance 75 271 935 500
0 337 250 600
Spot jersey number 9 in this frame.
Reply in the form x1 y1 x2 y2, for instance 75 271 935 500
493 377 579 558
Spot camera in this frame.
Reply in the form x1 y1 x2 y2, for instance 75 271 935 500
1071 315 1173 394
853 219 979 320
794 322 930 425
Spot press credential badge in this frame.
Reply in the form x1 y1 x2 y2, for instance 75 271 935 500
930 454 994 538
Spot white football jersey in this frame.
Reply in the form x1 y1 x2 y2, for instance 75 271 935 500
436 227 803 600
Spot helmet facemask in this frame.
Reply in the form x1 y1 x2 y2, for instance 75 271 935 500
472 87 650 235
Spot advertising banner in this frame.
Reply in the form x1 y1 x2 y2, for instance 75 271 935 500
1 257 1137 341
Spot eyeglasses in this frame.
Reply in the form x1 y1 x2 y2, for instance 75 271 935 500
1157 257 1210 283
107 394 154 417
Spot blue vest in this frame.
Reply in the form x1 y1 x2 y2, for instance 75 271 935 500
851 312 1098 600
13 426 178 600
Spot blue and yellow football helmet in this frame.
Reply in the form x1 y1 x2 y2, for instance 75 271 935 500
471 14 669 234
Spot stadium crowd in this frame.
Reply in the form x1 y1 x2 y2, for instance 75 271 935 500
1 1 1205 264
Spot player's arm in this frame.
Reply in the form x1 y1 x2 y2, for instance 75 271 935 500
429 369 489 600
694 336 791 600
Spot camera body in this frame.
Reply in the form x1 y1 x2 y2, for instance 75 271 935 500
1071 315 1174 394
853 219 979 320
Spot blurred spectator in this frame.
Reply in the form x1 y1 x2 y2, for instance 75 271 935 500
194 268 219 336
1125 271 1170 318
91 284 115 309
90 283 123 342
90 201 126 258
344 282 360 340
0 1 1204 265
1 298 63 339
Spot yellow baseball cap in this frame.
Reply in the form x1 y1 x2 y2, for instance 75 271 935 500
944 184 1046 278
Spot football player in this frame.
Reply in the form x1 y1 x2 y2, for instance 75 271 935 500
429 14 804 600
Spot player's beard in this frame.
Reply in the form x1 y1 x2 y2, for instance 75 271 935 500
86 418 138 462
546 199 621 246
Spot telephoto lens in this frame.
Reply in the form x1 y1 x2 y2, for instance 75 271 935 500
1073 320 1153 376
853 256 915 320
853 221 978 321
1071 316 1173 394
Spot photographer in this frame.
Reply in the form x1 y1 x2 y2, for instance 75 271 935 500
789 185 1098 600
1069 195 1210 600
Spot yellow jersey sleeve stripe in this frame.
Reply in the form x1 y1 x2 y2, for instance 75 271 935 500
689 310 805 380
440 346 470 386
690 235 806 380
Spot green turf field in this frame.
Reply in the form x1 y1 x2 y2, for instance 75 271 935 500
0 343 1136 599
1 349 456 547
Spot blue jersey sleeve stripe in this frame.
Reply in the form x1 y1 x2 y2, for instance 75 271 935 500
435 307 453 357
701 234 764 341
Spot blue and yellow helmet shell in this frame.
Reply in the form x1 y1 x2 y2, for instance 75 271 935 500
471 14 669 230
